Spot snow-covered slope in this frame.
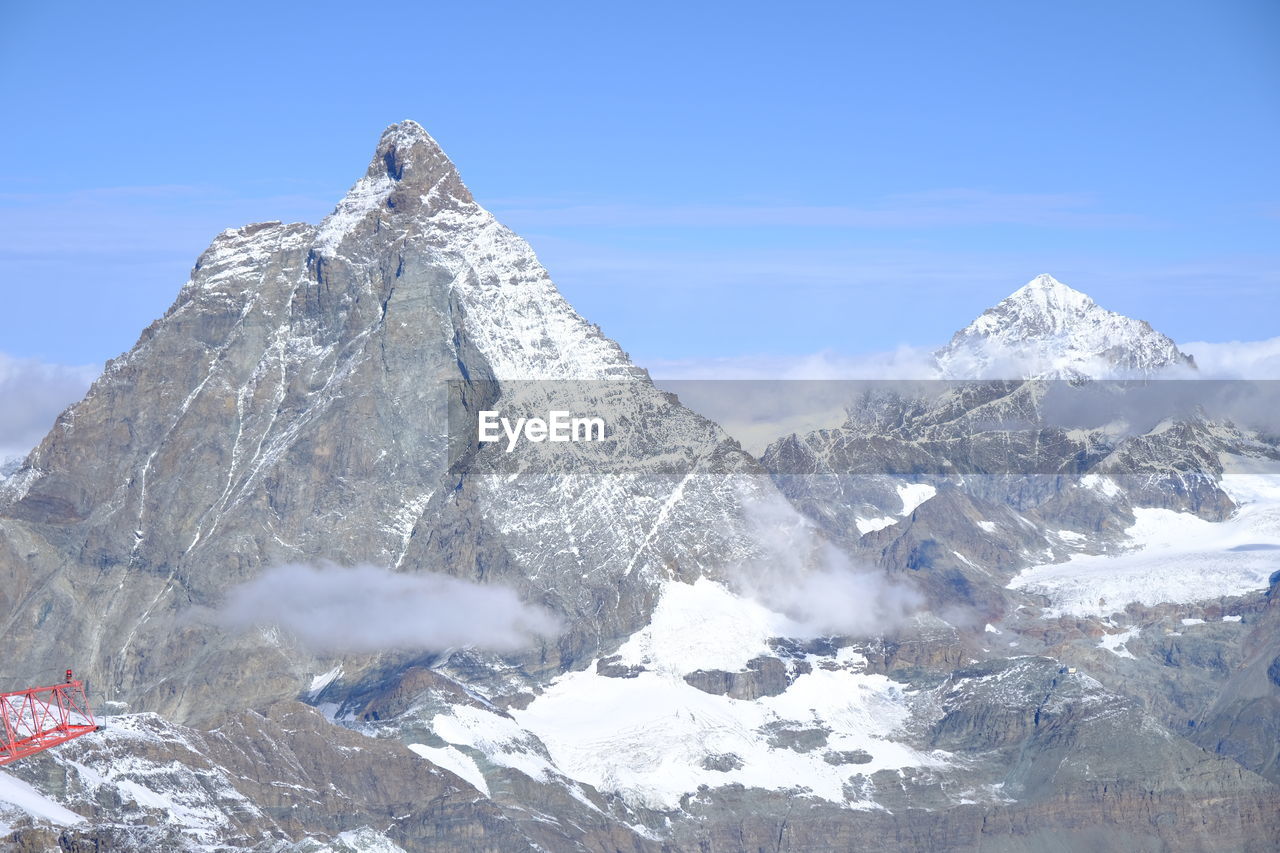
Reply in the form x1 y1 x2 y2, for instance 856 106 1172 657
0 707 623 851
0 769 84 834
512 578 946 810
1009 454 1280 616
766 272 1272 612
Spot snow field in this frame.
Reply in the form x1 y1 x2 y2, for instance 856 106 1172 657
1009 455 1280 616
507 579 945 810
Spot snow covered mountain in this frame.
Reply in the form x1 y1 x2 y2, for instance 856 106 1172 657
758 278 1280 848
766 276 1278 616
2 125 1279 851
0 121 771 723
935 273 1196 378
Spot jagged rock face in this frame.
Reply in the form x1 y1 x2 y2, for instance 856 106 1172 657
2 703 652 852
764 390 1260 621
0 121 767 721
935 274 1196 378
657 654 1280 853
1192 574 1280 783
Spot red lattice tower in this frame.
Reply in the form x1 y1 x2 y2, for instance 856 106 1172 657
0 670 98 766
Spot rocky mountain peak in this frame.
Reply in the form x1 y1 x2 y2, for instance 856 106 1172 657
0 118 731 722
367 119 466 193
935 274 1195 378
314 120 473 255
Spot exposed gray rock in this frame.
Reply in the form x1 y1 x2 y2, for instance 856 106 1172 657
596 655 645 679
700 753 743 772
763 724 828 752
1191 575 1280 785
683 655 788 699
4 705 652 852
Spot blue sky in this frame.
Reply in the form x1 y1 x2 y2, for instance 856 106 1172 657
1 0 1277 372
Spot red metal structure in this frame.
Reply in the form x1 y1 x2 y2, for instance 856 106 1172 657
0 670 98 766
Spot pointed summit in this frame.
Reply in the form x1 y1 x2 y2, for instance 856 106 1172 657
365 120 469 198
1007 273 1095 315
967 274 1101 338
935 274 1195 378
316 120 472 253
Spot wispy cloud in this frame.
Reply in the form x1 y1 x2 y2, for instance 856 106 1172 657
0 184 333 258
493 189 1149 230
213 563 561 655
520 235 1280 298
733 485 923 636
650 349 941 454
0 353 99 466
649 346 939 380
523 234 1066 293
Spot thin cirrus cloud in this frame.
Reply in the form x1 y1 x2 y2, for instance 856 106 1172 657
648 346 940 381
0 186 1143 251
0 185 334 257
491 189 1150 230
650 348 940 455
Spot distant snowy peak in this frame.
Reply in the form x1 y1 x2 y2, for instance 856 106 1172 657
935 274 1196 379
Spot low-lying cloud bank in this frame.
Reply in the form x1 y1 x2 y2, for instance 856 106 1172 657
653 337 1280 383
652 337 1280 454
1182 337 1280 379
215 563 561 654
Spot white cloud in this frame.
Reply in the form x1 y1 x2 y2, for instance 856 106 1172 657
732 486 922 637
1182 337 1280 378
650 333 1280 454
214 563 561 655
0 353 99 468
